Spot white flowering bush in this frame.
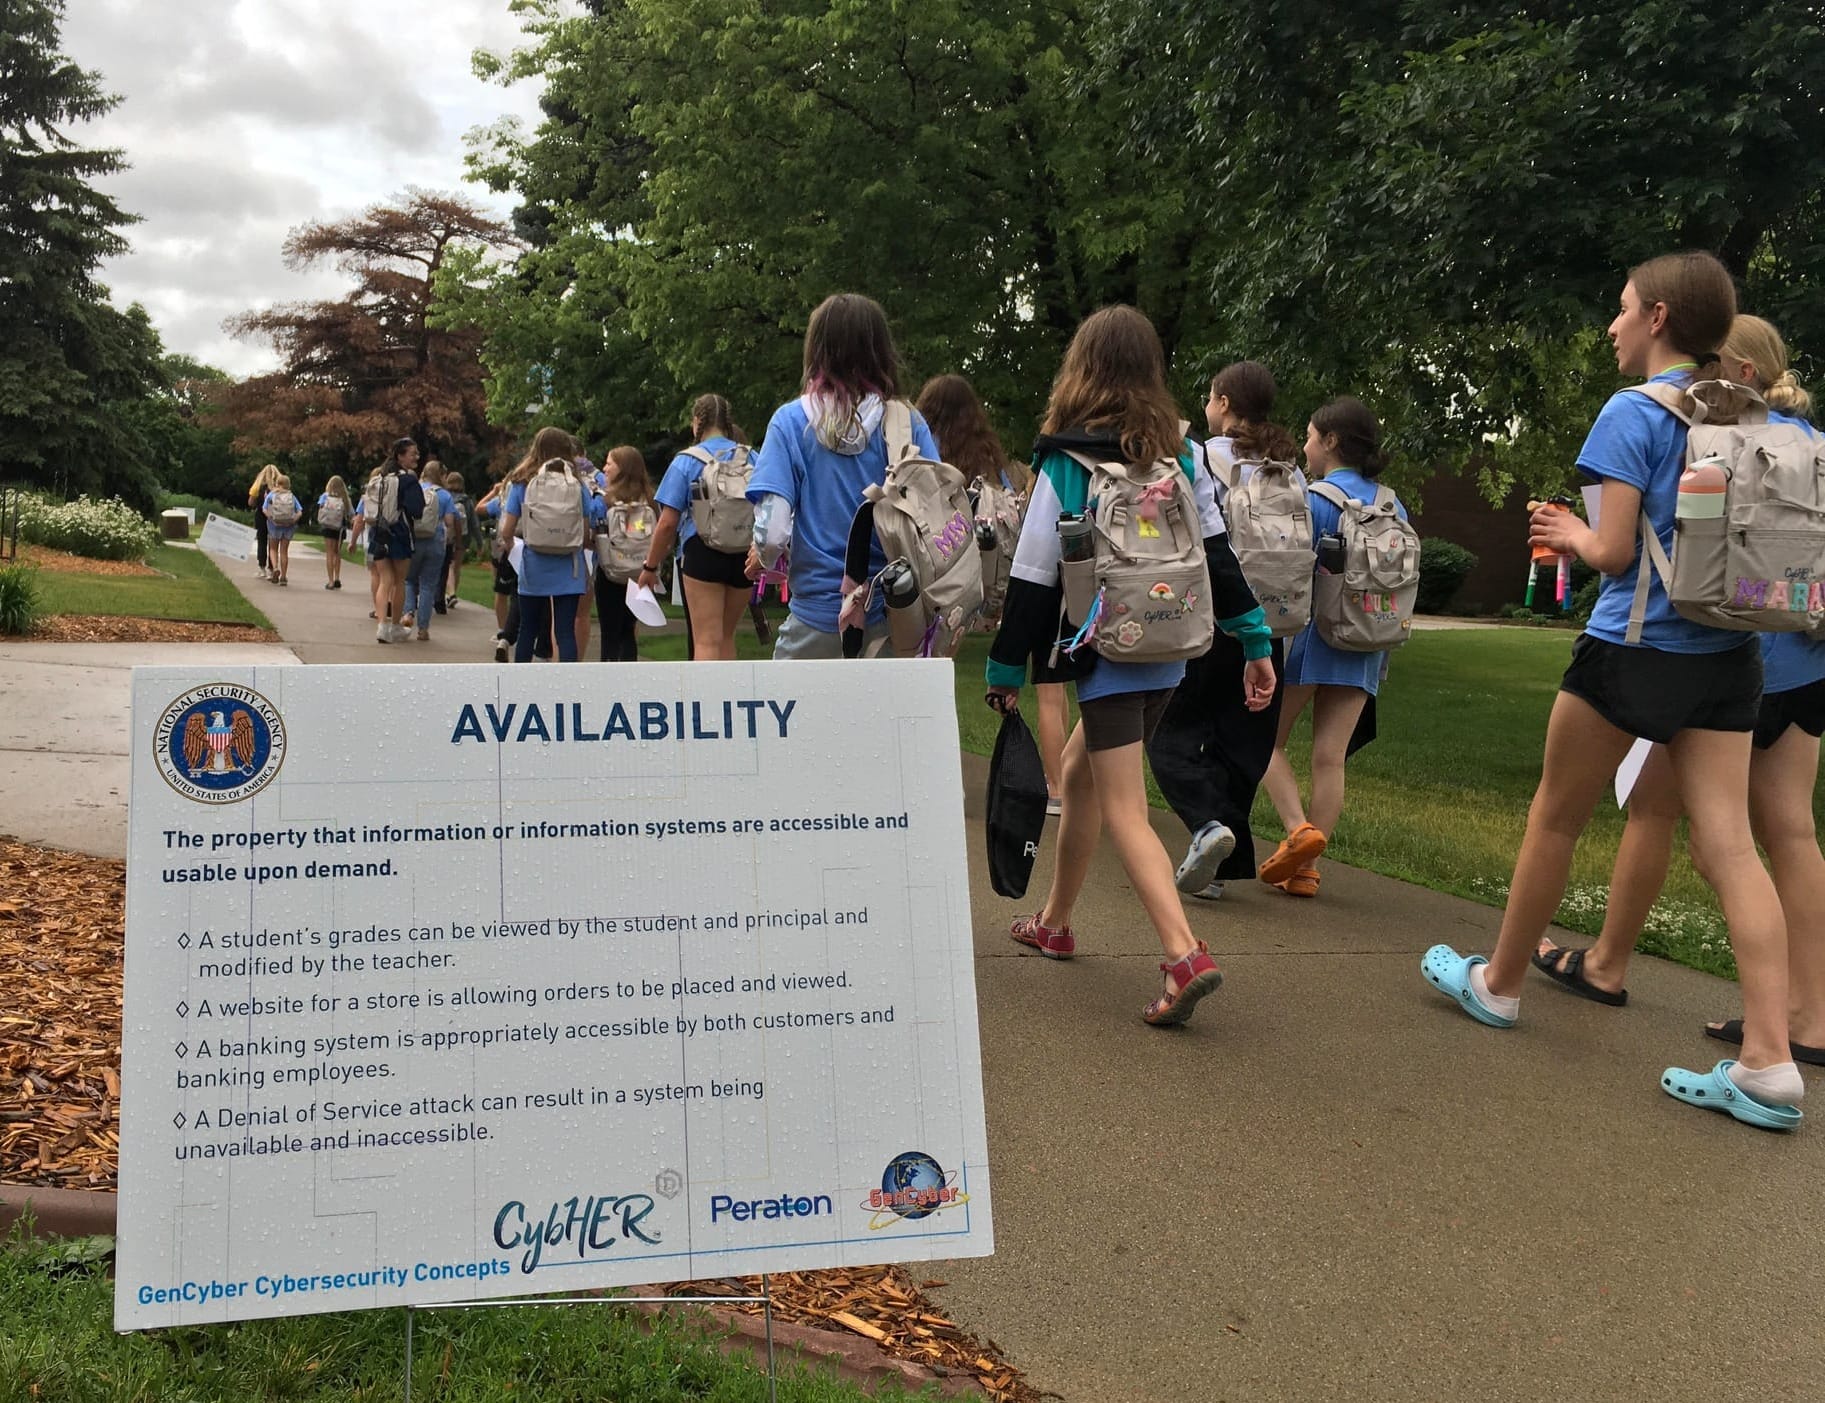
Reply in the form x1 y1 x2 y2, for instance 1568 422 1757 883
18 492 159 561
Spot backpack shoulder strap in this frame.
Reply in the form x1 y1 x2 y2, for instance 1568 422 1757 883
1623 382 1695 425
1206 440 1241 492
1368 484 1399 512
1309 480 1353 512
1627 507 1675 646
882 399 917 465
681 445 715 466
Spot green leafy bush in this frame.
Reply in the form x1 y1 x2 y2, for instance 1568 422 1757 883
0 564 42 634
18 494 159 561
1416 537 1479 613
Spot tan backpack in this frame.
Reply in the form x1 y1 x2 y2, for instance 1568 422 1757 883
855 401 984 657
1210 446 1313 638
521 460 587 556
1059 451 1212 663
1309 481 1419 652
972 474 1024 625
596 501 656 584
685 443 756 553
1624 379 1825 641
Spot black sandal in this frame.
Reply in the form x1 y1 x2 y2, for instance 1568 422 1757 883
1704 1018 1825 1066
1530 944 1628 1006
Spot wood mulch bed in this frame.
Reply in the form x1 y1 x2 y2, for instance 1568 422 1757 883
0 615 281 644
11 544 161 577
0 837 1041 1402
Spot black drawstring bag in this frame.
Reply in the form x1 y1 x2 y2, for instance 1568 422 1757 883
985 709 1050 898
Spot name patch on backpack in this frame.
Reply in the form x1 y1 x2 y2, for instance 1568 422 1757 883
1733 577 1825 613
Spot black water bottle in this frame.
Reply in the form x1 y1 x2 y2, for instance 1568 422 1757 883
1317 532 1346 575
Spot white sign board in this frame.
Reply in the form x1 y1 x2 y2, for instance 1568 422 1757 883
116 662 992 1329
196 514 257 562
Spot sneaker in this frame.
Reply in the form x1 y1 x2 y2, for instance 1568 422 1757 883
331 580 342 590
376 624 392 644
325 582 335 590
1190 881 1225 902
399 613 415 631
493 637 508 663
446 595 459 610
1010 912 1075 960
416 628 429 641
1174 821 1236 895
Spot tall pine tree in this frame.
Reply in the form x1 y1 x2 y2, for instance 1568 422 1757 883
0 0 165 509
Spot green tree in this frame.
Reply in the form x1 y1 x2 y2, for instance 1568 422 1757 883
448 0 1208 456
0 0 166 509
1089 0 1825 497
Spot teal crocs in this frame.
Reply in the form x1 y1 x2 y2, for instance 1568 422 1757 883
1660 1060 1802 1131
1420 944 1517 1028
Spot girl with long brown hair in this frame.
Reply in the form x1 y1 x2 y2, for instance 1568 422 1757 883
597 445 653 661
985 306 1274 1028
745 294 942 659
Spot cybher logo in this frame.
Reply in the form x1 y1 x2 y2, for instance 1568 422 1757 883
863 1151 968 1230
153 685 285 805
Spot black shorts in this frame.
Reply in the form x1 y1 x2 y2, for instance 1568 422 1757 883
321 527 341 541
492 556 518 596
1079 687 1176 752
1560 634 1762 743
1753 677 1825 751
682 534 750 589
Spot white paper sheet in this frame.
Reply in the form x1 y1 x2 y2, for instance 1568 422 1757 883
1614 736 1654 808
626 579 666 626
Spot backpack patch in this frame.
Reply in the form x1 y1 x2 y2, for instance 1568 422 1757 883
597 501 656 583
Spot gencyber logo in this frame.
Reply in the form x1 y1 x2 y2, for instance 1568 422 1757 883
863 1151 968 1230
153 685 285 805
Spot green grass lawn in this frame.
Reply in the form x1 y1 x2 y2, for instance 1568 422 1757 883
1 1232 923 1403
34 545 271 629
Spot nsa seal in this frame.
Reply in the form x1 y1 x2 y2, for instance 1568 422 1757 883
153 685 286 804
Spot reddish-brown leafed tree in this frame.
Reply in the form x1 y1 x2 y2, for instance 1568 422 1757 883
220 188 520 478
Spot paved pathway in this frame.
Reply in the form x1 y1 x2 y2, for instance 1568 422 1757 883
10 544 1823 1400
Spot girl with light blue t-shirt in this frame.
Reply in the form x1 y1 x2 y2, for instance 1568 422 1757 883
1423 254 1804 1131
746 294 941 659
1258 396 1406 902
638 394 752 660
498 433 604 664
1532 315 1825 1072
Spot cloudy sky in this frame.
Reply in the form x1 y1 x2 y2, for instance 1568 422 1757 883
61 0 551 377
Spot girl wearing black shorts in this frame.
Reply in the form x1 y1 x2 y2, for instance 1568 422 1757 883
1531 316 1825 1069
638 395 753 660
1422 254 1803 1129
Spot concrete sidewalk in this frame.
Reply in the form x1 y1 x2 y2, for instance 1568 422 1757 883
935 752 1825 1403
215 542 506 664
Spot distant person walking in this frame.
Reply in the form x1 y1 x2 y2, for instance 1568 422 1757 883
639 394 756 660
402 460 456 641
497 428 601 663
596 446 654 661
248 463 281 578
317 475 352 589
260 472 301 585
364 438 426 645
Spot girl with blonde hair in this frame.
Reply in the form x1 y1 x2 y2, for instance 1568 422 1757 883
316 474 353 589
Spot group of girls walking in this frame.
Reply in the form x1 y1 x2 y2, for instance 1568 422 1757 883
1423 253 1824 1131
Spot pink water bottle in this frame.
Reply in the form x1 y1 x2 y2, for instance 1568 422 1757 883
1676 455 1728 521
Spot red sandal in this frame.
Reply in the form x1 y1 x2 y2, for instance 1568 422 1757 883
1142 942 1223 1027
1010 912 1075 960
